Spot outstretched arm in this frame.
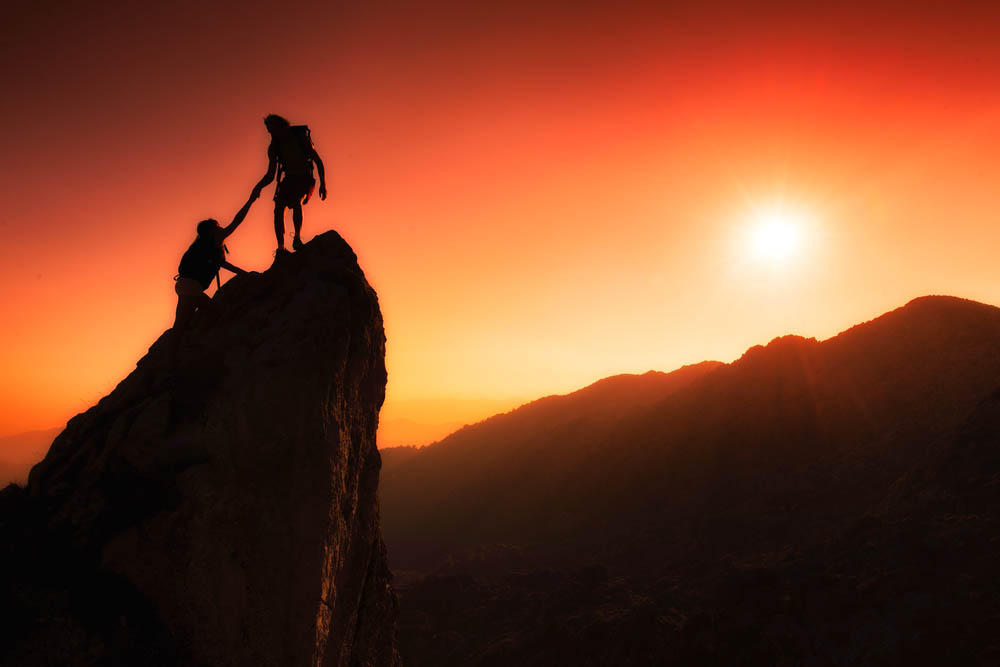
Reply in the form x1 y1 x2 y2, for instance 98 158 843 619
254 148 279 193
220 190 259 238
312 149 327 200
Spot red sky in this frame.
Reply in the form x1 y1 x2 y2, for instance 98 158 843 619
2 1 1000 448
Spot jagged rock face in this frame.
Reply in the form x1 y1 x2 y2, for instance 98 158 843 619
0 232 400 667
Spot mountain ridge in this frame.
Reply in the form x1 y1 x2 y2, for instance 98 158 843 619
381 294 1000 666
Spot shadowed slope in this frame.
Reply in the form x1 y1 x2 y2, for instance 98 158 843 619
381 361 724 569
382 295 1000 666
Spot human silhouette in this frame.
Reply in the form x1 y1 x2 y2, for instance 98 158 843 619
252 114 327 254
172 189 257 338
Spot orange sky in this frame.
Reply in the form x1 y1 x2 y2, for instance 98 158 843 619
2 1 1000 448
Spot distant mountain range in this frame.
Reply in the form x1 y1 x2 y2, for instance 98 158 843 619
379 295 1000 666
378 397 527 448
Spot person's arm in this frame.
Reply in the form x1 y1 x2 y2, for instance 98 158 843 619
220 260 248 276
312 148 327 200
220 190 259 239
254 146 279 193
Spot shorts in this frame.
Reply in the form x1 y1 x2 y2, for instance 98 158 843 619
175 276 206 296
275 173 315 208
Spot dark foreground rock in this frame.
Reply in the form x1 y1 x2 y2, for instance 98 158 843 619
0 232 400 667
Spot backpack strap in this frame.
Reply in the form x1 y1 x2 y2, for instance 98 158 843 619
215 243 229 290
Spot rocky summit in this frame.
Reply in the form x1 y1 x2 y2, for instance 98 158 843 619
0 232 400 667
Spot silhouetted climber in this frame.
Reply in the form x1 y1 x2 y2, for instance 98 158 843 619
172 190 258 337
252 114 327 254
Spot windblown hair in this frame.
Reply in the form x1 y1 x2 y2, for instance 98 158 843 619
264 114 291 130
196 219 219 236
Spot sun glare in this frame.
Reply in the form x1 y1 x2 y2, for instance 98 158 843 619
747 205 807 263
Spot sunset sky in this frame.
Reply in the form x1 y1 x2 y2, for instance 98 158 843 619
2 1 999 448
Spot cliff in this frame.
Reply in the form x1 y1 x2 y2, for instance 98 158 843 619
0 231 400 667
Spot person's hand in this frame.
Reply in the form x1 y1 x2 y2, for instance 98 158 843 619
318 184 327 201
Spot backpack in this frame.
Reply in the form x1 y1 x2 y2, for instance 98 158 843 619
178 236 225 289
292 125 313 154
275 125 314 177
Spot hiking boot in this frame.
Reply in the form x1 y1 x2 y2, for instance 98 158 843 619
292 236 304 251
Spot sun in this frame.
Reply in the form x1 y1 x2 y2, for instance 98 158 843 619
746 205 806 262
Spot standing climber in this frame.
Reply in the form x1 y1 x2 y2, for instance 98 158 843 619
252 114 327 254
172 189 258 336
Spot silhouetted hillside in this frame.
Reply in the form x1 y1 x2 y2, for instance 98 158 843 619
381 361 723 570
0 232 400 667
381 295 1000 666
380 444 421 473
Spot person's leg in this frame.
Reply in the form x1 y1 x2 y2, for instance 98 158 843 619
191 292 219 330
197 292 212 309
291 203 304 249
169 293 198 365
174 286 214 332
274 202 286 251
173 294 198 331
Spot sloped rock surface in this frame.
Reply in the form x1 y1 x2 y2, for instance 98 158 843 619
0 231 400 667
